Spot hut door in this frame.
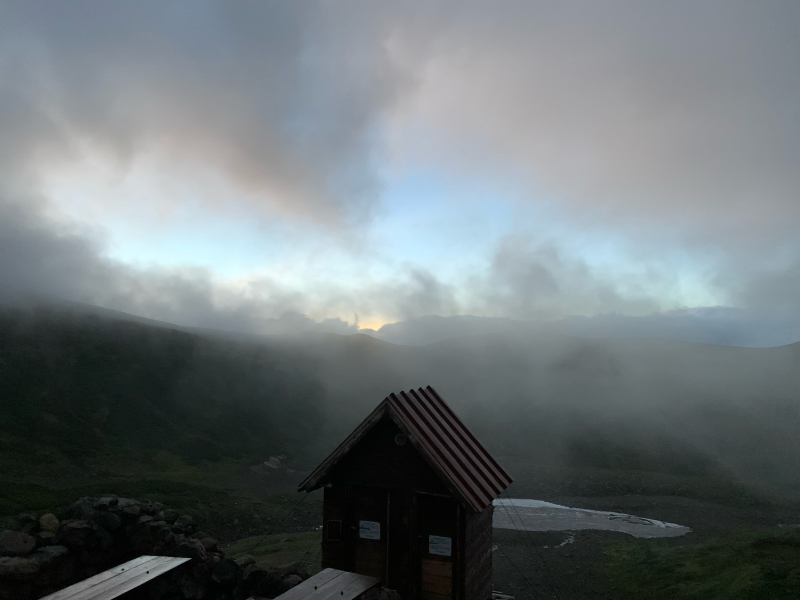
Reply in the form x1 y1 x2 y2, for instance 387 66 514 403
350 486 388 580
417 495 457 600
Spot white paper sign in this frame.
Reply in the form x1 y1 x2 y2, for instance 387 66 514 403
359 520 381 540
428 535 452 556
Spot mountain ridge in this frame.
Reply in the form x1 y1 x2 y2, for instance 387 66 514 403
1 301 797 495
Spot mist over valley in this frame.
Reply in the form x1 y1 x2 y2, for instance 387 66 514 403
1 1 798 597
2 302 797 496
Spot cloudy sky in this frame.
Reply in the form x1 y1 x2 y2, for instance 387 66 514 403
0 1 797 338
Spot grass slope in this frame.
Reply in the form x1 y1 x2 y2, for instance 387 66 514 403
0 305 328 474
225 531 323 574
604 528 800 600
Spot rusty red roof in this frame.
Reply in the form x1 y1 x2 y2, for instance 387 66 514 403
298 385 512 511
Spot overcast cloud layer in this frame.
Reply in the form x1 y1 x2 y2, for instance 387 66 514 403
0 1 797 342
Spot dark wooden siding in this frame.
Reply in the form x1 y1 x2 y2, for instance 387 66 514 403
318 412 499 600
463 505 493 600
326 416 450 495
387 489 413 597
416 494 458 600
321 485 348 570
351 486 389 579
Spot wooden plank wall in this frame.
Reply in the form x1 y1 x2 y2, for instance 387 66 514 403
326 418 451 495
463 505 493 600
421 557 452 600
321 486 348 570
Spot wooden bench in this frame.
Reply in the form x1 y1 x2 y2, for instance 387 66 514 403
39 555 191 600
254 568 379 600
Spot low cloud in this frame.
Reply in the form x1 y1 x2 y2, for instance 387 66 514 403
0 194 455 333
0 2 796 337
475 236 659 319
387 1 799 236
0 1 408 223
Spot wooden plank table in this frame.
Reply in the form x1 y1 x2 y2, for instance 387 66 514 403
256 568 379 600
39 555 191 600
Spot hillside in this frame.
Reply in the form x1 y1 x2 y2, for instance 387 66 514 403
0 304 327 479
1 302 798 495
277 327 800 486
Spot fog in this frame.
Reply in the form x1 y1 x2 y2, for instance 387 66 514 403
273 328 799 485
0 0 797 505
0 1 798 334
1 5 798 596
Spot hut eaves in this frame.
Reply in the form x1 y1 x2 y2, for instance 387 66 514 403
298 385 513 511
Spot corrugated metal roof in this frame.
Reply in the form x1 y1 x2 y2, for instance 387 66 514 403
298 385 512 512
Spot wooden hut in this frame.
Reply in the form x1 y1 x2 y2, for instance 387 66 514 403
298 386 512 600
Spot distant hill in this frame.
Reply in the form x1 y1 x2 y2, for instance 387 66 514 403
1 302 798 490
291 326 800 485
366 310 800 347
0 304 327 473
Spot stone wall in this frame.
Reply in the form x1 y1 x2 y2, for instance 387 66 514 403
0 496 309 600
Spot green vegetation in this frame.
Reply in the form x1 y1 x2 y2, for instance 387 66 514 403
0 306 330 475
1 479 228 520
1 304 798 598
225 531 322 573
603 528 800 600
0 467 324 543
2 303 798 503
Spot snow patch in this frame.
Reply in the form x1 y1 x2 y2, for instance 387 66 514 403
493 498 691 539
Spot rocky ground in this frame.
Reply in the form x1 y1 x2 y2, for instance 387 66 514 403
2 462 798 599
0 495 312 600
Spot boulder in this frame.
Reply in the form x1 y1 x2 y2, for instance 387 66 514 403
137 515 154 525
68 497 96 520
29 545 75 589
200 538 218 553
361 587 402 600
163 509 179 523
91 511 122 532
115 498 139 510
178 573 206 599
281 574 303 591
38 513 59 533
56 520 95 550
30 545 69 567
113 498 141 518
94 526 113 551
252 573 284 597
210 559 239 584
139 500 155 515
152 502 165 512
174 539 207 561
0 556 39 578
121 505 141 518
241 563 266 583
17 515 38 534
191 560 212 584
234 554 255 567
36 532 56 546
158 527 176 543
0 530 36 557
93 497 118 510
174 515 194 529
